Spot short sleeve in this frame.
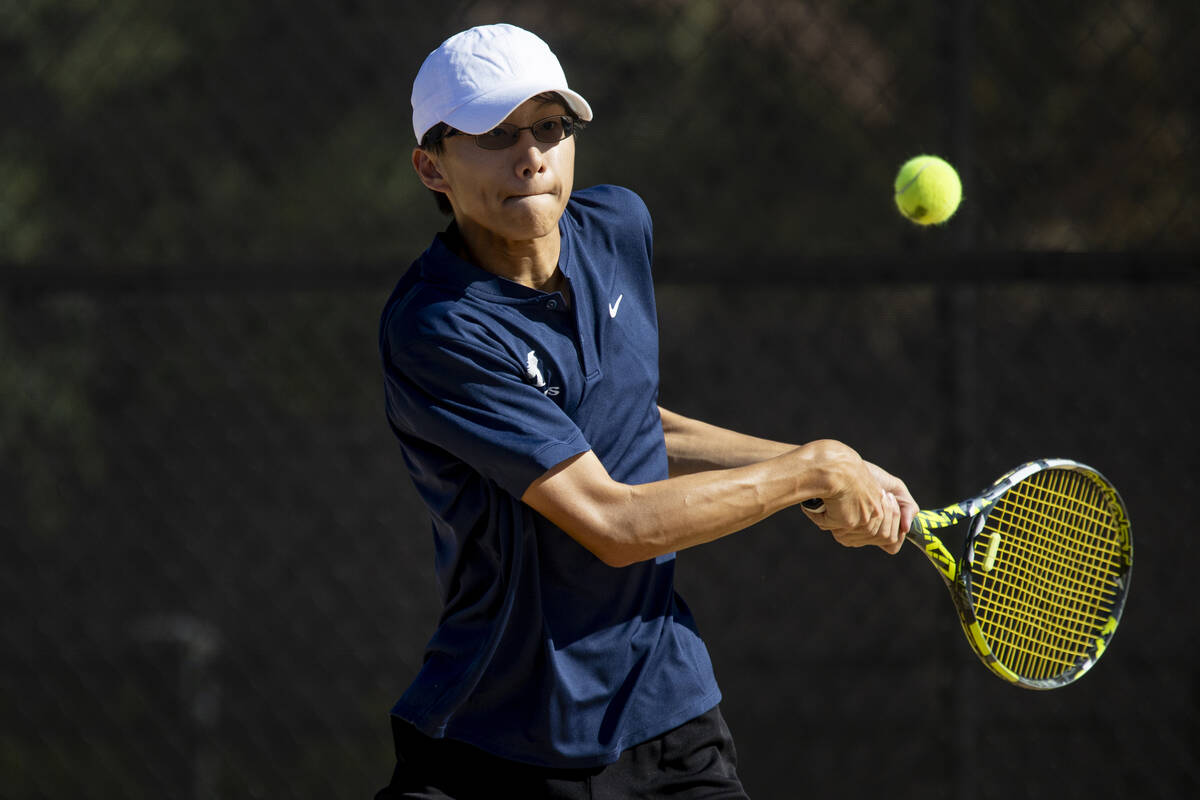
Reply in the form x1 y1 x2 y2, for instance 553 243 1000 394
383 328 590 499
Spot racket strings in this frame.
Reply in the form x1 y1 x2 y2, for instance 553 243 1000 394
974 472 1121 675
983 473 1121 671
968 469 1126 681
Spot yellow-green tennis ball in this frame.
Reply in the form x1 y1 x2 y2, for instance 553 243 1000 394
894 155 962 225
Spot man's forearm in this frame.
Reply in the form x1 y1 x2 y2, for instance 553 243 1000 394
523 440 860 567
619 447 832 563
659 405 795 475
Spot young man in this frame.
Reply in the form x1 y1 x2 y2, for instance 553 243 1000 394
377 23 918 799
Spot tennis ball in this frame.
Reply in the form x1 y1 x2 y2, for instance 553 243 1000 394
894 155 962 225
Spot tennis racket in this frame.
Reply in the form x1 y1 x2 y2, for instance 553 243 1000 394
803 458 1133 689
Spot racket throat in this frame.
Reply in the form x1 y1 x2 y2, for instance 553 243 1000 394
907 520 961 583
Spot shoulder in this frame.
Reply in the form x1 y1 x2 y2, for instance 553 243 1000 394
561 185 654 272
379 258 480 364
565 185 652 233
380 261 438 334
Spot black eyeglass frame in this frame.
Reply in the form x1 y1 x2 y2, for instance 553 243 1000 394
436 115 580 151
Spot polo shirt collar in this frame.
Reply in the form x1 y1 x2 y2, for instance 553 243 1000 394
420 222 572 303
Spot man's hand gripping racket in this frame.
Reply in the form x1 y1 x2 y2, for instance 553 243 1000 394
803 459 1133 689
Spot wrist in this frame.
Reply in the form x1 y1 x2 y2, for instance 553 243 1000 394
795 439 862 499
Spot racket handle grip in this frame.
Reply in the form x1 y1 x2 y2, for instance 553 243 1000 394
801 498 825 512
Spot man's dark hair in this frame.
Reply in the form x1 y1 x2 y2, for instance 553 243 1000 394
416 92 584 217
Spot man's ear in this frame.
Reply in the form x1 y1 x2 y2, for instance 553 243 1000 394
412 148 450 193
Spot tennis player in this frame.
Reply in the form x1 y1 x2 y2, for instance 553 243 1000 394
376 23 919 799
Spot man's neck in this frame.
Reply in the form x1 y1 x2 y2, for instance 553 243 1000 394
452 220 563 292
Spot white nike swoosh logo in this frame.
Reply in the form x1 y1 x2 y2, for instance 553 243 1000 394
608 294 623 318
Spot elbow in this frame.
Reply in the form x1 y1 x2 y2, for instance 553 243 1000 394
557 510 648 568
522 461 655 568
594 543 642 569
573 520 645 568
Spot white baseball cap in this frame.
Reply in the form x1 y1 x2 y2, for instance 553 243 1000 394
411 23 593 144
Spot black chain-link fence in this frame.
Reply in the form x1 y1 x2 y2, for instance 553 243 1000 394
4 1 1199 798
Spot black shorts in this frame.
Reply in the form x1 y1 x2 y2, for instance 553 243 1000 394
374 705 749 799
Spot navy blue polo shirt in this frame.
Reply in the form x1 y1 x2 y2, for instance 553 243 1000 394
379 184 721 768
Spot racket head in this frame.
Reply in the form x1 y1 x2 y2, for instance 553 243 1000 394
953 459 1133 689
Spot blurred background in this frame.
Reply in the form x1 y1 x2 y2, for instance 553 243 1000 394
3 0 1198 797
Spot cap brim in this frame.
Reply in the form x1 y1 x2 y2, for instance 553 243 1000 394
443 82 593 135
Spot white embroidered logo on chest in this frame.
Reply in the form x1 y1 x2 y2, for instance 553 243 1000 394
525 350 560 396
525 350 546 387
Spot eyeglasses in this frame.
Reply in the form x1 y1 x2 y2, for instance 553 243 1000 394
443 115 577 150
